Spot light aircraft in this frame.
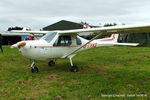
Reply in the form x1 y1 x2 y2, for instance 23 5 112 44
1 27 43 39
10 24 150 73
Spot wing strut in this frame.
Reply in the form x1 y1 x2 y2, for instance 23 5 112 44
64 33 103 58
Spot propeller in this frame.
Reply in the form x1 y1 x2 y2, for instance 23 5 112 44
10 42 26 48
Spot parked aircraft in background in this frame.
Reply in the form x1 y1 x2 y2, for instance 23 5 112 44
10 24 150 73
2 27 44 37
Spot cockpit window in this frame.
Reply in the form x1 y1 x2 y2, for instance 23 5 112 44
41 32 57 43
53 36 72 46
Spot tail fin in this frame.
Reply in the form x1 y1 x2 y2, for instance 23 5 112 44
97 34 119 42
110 34 119 43
95 34 139 47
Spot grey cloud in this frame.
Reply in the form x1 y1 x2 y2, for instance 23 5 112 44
0 0 150 30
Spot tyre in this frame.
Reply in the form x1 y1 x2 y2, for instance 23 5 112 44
48 61 55 66
71 65 78 72
31 67 39 73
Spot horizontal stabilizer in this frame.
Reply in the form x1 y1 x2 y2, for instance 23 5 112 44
113 43 139 46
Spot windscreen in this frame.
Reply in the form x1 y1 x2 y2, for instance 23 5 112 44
41 32 57 43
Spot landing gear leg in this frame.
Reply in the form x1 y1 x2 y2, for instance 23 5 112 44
48 59 56 66
31 61 38 73
69 55 78 72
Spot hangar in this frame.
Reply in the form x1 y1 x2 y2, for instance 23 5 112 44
43 20 99 31
43 20 83 31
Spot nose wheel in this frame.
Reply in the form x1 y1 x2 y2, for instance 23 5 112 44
31 61 39 73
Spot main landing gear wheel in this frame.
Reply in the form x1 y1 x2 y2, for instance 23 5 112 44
69 55 78 72
31 61 39 73
31 66 39 73
71 65 78 72
48 60 55 66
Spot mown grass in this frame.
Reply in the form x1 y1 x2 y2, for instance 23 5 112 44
0 46 150 100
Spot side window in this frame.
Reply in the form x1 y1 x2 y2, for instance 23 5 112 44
53 36 72 46
76 37 82 45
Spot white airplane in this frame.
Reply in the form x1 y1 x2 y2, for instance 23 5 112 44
10 24 150 73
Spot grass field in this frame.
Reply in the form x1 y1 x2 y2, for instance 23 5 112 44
0 46 150 100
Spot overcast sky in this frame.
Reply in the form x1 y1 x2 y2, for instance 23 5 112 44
0 0 150 30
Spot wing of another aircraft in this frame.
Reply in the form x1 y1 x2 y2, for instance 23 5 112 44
7 30 49 34
7 30 49 37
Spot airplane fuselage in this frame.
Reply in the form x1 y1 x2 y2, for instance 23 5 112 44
12 32 137 61
19 38 114 60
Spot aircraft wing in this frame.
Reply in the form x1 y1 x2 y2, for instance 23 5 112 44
6 30 49 36
60 24 150 58
58 24 150 35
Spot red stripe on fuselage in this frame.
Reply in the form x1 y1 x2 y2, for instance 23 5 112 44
34 43 113 49
34 45 80 48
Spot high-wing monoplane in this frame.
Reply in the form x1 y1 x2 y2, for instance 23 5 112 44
10 24 150 73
